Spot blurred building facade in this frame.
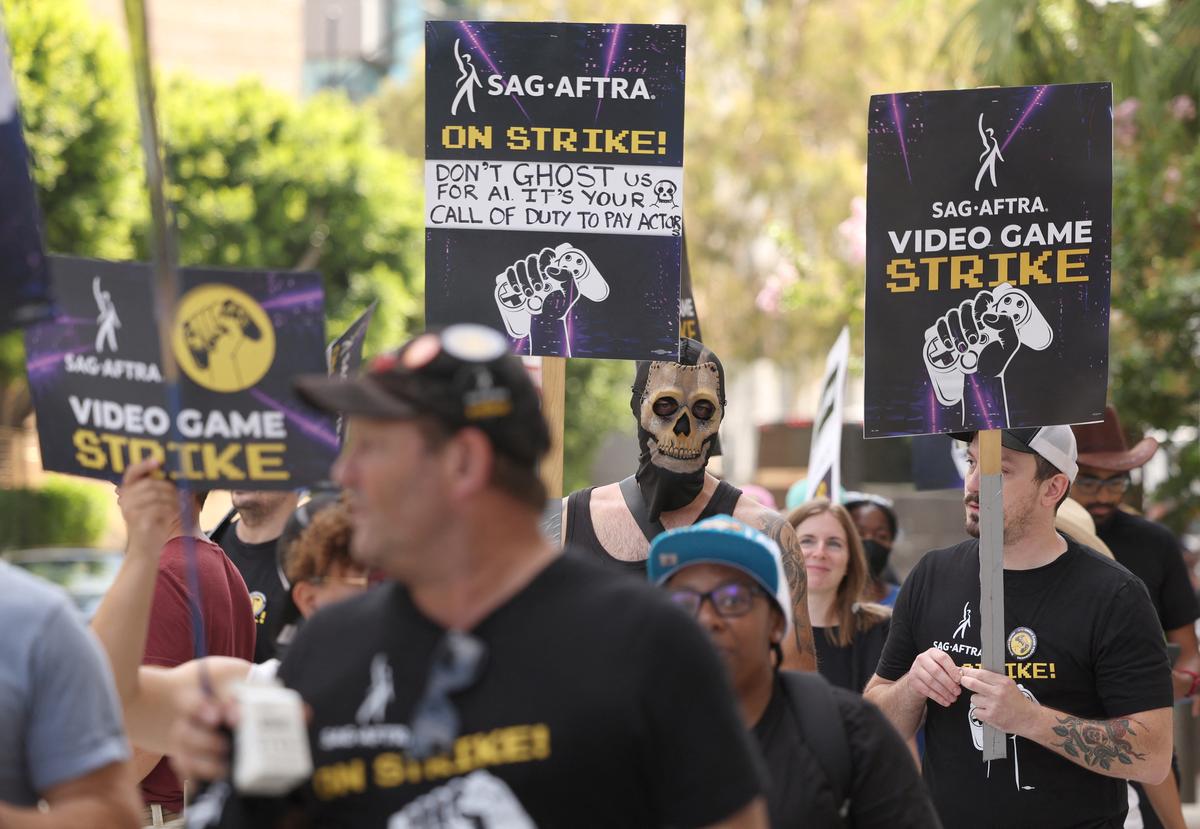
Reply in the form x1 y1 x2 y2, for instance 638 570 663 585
85 0 306 98
86 0 476 101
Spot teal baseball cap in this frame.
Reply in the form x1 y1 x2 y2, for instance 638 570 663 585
648 514 793 634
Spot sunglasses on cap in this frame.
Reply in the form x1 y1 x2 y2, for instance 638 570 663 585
370 325 518 424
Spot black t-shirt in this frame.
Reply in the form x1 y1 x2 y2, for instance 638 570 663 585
814 615 891 694
212 521 289 664
273 552 764 828
1097 510 1200 632
876 537 1172 829
752 674 942 828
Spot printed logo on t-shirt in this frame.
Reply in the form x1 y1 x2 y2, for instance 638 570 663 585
970 684 1039 791
953 601 972 639
312 722 551 801
388 770 535 828
249 591 267 625
1007 626 1037 660
357 653 395 726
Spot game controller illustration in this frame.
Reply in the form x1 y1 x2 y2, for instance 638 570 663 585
923 284 1053 423
182 299 263 370
494 243 609 350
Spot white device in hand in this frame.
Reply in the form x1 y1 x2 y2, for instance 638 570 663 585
231 681 312 796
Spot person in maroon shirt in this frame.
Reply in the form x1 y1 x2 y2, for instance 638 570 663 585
125 481 255 825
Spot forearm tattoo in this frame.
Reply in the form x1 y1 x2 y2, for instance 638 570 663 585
762 515 807 603
762 515 814 660
1051 715 1147 771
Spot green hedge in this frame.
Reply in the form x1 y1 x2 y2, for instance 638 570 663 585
0 479 109 550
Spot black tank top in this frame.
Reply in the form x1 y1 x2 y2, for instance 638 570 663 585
565 480 744 577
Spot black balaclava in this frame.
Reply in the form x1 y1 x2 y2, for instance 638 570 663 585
629 338 727 521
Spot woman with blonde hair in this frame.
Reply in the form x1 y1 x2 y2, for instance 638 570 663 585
788 498 891 693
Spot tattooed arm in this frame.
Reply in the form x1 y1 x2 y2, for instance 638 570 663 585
1042 711 1172 784
733 498 817 671
769 518 818 671
960 667 1172 784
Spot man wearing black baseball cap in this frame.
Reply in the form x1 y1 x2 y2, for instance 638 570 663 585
168 324 768 828
865 426 1174 828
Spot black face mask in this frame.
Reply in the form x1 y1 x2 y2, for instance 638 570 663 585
862 539 892 579
629 339 726 523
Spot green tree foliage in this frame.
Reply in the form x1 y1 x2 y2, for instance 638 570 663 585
157 77 424 351
0 0 143 422
0 0 425 431
3 0 142 260
0 477 108 549
950 0 1200 531
563 359 636 493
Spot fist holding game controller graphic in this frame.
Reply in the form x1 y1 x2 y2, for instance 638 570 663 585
494 243 609 353
923 283 1053 411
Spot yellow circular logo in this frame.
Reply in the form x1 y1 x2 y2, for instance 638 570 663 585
1007 626 1037 660
249 591 267 625
172 284 275 393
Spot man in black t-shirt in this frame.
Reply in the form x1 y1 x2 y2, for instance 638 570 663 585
170 324 768 829
865 426 1174 828
648 515 941 828
211 490 299 663
1072 407 1200 829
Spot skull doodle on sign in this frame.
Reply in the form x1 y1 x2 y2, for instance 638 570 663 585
638 361 723 474
652 179 678 207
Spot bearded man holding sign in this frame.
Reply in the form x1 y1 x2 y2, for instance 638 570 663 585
864 427 1174 827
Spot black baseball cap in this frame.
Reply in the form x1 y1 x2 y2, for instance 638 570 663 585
295 324 550 467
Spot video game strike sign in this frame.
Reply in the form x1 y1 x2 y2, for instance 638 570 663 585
864 82 1112 438
424 21 686 361
25 257 338 488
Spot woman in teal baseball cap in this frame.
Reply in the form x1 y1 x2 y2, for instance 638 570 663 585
648 515 940 829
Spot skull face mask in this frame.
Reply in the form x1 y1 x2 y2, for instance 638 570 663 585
630 339 727 521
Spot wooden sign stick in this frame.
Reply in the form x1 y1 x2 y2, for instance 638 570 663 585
978 428 1007 761
538 356 566 499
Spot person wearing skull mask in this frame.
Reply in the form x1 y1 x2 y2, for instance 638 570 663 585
563 338 817 670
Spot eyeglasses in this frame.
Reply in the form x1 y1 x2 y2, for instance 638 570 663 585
667 583 765 619
409 630 487 759
1072 474 1131 497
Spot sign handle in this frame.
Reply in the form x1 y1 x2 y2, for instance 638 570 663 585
979 428 1007 761
539 356 566 499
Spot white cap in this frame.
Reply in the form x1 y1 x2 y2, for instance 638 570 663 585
1022 425 1079 483
952 425 1079 482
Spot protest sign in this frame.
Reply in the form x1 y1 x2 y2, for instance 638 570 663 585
679 239 703 342
864 82 1112 438
25 256 338 488
911 433 968 491
0 25 52 332
424 21 686 360
805 327 850 502
326 301 376 444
